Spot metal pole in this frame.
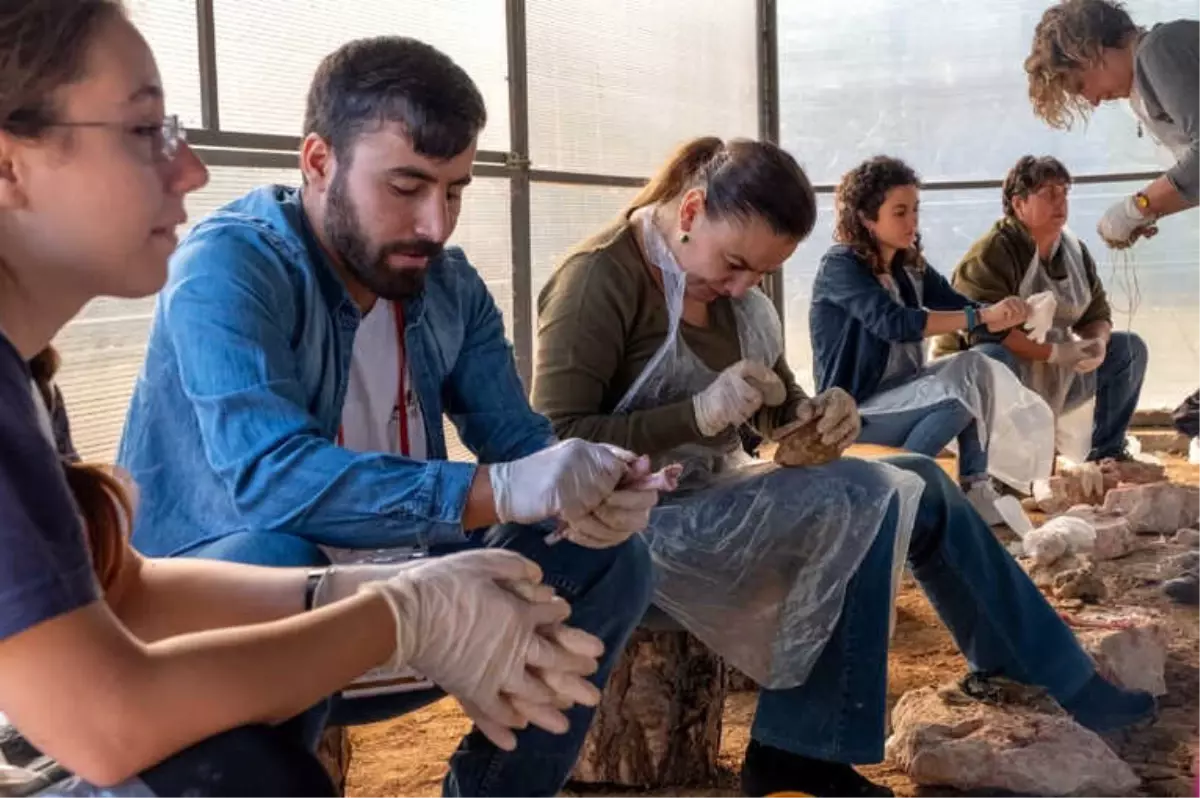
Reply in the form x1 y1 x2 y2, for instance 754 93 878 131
195 0 220 130
506 0 535 390
756 0 787 329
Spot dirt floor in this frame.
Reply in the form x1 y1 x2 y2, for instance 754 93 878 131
345 449 1199 798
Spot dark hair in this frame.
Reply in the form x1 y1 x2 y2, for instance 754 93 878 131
1025 0 1140 129
0 0 125 138
1002 155 1073 216
834 156 923 273
304 36 487 162
627 137 817 240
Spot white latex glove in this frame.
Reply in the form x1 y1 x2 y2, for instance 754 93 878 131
489 439 636 525
1048 338 1103 369
1074 336 1107 374
772 387 861 452
1022 291 1057 344
1097 196 1156 249
692 359 786 437
979 296 1030 332
557 488 659 549
360 549 603 751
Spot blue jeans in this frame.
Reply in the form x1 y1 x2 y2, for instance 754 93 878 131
185 526 654 797
43 724 335 796
749 453 1095 763
857 398 988 482
974 332 1147 461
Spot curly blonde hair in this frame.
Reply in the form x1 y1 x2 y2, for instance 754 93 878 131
1025 0 1139 129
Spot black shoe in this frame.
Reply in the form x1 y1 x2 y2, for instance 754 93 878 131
1060 673 1157 733
740 740 893 797
1164 572 1200 605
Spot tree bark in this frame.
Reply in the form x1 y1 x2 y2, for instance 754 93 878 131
316 725 352 796
571 628 726 788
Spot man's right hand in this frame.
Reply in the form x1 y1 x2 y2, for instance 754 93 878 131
1048 338 1104 368
361 549 603 751
488 439 636 525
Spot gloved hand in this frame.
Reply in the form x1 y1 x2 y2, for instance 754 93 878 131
360 549 604 751
979 296 1030 332
1074 336 1108 374
772 387 860 453
1048 338 1104 369
551 459 681 549
693 360 786 437
1097 196 1156 249
489 439 637 525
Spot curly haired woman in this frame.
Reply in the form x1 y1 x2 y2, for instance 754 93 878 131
809 156 1052 518
1025 0 1197 247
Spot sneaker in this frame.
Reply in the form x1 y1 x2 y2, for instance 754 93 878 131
1163 572 1200 605
965 480 1005 526
740 740 893 797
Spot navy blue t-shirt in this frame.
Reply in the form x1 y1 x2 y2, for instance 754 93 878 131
0 334 98 640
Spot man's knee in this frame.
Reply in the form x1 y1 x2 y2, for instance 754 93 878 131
880 451 951 488
184 531 329 568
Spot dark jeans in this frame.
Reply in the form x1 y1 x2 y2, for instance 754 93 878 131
748 453 1096 763
40 724 334 797
186 524 654 797
974 331 1148 460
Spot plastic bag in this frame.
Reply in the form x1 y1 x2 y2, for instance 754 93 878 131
644 458 924 689
1023 290 1058 344
1023 516 1097 566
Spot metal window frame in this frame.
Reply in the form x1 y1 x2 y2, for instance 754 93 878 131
186 0 1164 375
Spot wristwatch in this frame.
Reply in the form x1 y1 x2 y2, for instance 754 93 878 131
1133 191 1152 215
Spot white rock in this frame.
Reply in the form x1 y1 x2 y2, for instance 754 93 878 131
1025 516 1096 565
1102 483 1200 535
885 686 1139 796
1078 622 1168 697
1063 506 1137 560
1172 528 1200 548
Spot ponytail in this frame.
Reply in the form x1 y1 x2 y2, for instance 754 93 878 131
625 136 817 241
65 464 131 594
627 136 725 213
30 345 129 593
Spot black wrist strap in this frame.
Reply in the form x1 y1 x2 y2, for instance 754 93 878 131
303 569 324 611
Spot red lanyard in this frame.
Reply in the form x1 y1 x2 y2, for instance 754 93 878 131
337 302 409 455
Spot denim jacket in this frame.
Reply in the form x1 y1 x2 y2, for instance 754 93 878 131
118 185 553 556
810 244 990 402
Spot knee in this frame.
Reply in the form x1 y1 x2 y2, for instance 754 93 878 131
880 452 955 498
186 531 328 568
973 342 1018 373
1110 331 1148 371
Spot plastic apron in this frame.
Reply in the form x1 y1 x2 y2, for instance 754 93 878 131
1013 231 1098 463
857 269 1055 492
621 207 924 689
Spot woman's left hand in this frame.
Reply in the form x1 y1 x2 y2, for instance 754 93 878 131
775 388 860 454
980 296 1030 332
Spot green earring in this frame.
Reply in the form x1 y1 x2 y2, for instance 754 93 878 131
680 233 690 244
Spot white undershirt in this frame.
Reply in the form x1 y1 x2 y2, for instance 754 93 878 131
340 299 427 459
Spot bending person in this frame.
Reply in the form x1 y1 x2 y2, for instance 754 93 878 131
942 155 1147 463
1025 0 1197 247
0 4 603 796
115 35 654 797
533 137 1154 798
810 156 1047 519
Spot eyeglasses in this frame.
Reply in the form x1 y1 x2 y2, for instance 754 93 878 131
46 114 186 161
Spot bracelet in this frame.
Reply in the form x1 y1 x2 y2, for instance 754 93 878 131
964 305 977 331
303 569 324 611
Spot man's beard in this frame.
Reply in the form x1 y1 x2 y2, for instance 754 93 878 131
324 172 443 300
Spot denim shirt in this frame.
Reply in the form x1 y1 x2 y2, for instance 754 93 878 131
810 244 987 402
118 185 554 556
